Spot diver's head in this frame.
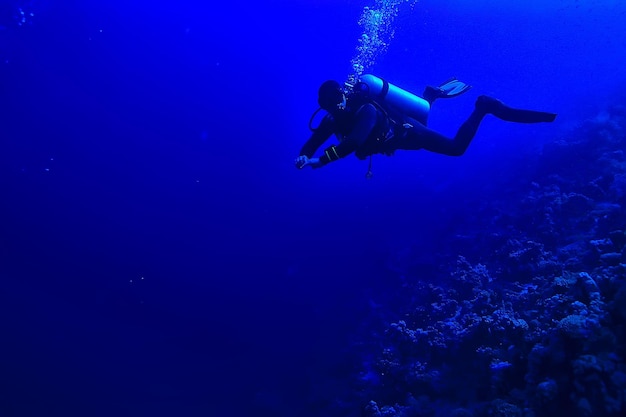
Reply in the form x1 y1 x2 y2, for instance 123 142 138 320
318 80 346 113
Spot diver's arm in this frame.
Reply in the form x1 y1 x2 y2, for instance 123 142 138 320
296 115 335 169
299 116 334 158
317 104 377 165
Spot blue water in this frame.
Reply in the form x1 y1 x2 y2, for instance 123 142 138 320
1 1 625 416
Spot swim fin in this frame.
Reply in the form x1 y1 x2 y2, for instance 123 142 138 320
423 77 472 104
476 95 557 123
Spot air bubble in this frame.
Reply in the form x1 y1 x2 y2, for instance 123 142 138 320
348 0 418 83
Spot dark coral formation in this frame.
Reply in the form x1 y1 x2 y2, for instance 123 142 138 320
335 104 626 417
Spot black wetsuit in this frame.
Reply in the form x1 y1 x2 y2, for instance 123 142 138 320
300 95 556 165
299 101 392 164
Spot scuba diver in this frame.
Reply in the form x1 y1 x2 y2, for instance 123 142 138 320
294 75 556 175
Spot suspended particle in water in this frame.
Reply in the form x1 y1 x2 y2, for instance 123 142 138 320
14 7 35 27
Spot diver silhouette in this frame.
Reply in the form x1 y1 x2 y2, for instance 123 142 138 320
295 75 556 175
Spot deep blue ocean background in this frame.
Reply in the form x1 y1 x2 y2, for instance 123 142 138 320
1 1 626 416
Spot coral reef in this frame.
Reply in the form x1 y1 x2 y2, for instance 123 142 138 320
338 102 626 417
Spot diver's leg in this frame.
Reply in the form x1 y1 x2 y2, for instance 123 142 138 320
394 109 486 156
393 95 556 156
476 95 557 123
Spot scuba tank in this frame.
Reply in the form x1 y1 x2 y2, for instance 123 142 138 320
351 74 430 125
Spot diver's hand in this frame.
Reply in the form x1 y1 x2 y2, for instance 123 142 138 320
295 155 309 169
295 155 323 169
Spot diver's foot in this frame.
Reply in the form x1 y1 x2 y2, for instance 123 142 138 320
423 85 442 104
424 78 472 104
475 95 505 115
